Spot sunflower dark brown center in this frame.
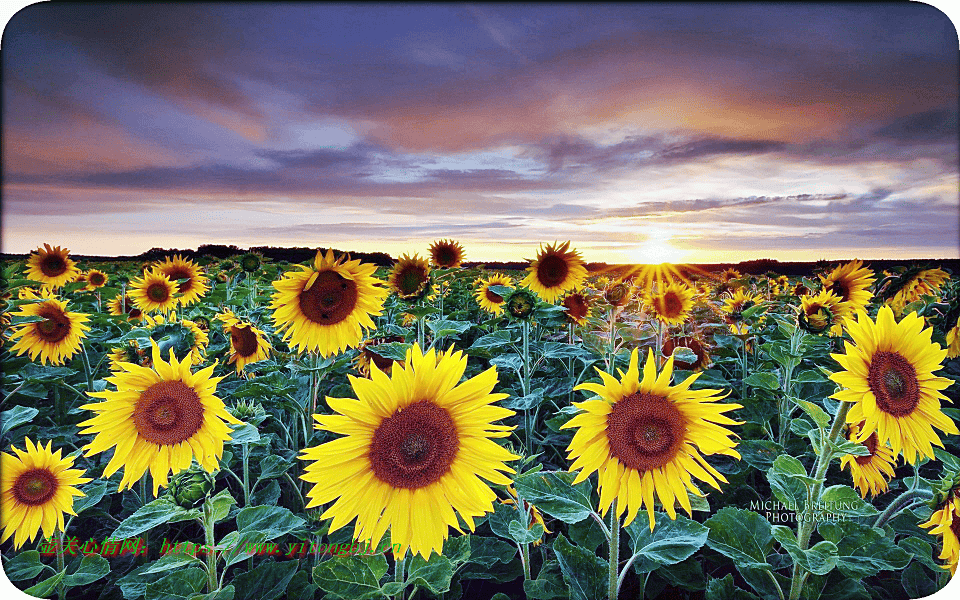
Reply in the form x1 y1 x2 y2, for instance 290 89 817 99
164 267 194 293
230 325 258 357
396 266 428 296
147 282 170 303
368 400 458 489
662 336 704 370
433 246 459 268
485 287 504 303
855 430 879 466
537 254 569 288
35 305 71 343
661 291 683 317
40 254 68 277
299 270 358 324
133 380 205 445
89 272 106 286
606 392 686 472
563 294 589 321
830 280 849 302
867 351 919 417
951 507 960 542
12 469 58 506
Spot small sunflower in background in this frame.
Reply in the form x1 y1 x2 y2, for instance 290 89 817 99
270 249 388 357
389 253 433 301
882 267 951 315
721 289 760 335
352 335 405 377
500 486 551 546
1 439 91 549
920 488 960 575
561 292 591 326
79 341 241 495
299 344 518 558
839 421 897 498
797 290 844 335
603 279 635 309
215 310 271 377
24 244 81 289
475 273 512 315
238 251 265 274
645 282 695 327
129 270 179 314
153 255 210 307
563 348 742 530
141 312 209 366
107 293 144 322
820 259 875 315
428 239 465 268
84 269 109 292
661 335 711 371
505 287 538 320
522 241 587 303
830 306 958 464
8 289 90 365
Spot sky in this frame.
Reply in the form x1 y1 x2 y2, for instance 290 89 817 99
2 3 958 264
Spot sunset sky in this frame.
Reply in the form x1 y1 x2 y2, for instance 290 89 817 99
3 3 958 264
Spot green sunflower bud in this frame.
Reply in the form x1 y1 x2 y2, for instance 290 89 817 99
167 466 215 508
506 288 537 320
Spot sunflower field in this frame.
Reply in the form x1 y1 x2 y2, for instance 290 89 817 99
2 241 960 600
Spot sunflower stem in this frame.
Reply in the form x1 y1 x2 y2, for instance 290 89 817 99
567 322 575 404
521 319 532 457
80 341 95 392
787 400 851 600
241 443 251 507
55 528 66 599
394 554 407 600
606 307 617 371
873 488 934 529
202 496 219 594
608 501 620 600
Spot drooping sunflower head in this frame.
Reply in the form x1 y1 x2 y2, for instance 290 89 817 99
352 335 406 377
604 279 636 308
500 486 552 546
820 259 875 313
215 310 271 376
793 281 811 297
80 341 241 495
920 490 960 575
505 288 538 320
129 269 179 314
299 344 519 558
839 421 897 499
882 267 951 315
389 254 432 301
645 283 695 326
141 312 209 366
83 269 109 291
153 255 209 307
24 244 81 289
1 439 91 549
107 294 144 322
270 249 389 357
109 341 147 370
428 239 465 268
830 306 959 465
563 348 742 530
8 292 90 365
797 290 844 335
661 335 711 371
475 273 513 315
561 292 591 326
521 241 588 303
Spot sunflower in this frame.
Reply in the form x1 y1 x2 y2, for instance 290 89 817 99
389 254 433 301
885 268 951 315
505 288 538 320
84 269 109 291
141 312 209 366
839 421 896 498
215 310 271 376
920 489 960 575
563 349 742 530
797 290 844 335
820 259 875 314
1 439 91 550
8 290 90 365
562 292 591 326
352 335 405 377
24 244 81 289
129 270 179 314
604 279 636 308
500 485 552 546
829 306 958 464
475 274 512 315
720 268 741 283
428 239 466 268
299 344 519 558
721 289 760 335
270 249 389 357
152 255 209 307
79 342 241 495
238 252 265 274
645 283 695 327
522 241 588 303
661 335 711 371
107 294 144 322
947 317 960 359
109 341 147 370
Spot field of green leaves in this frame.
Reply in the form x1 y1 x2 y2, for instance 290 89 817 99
2 243 959 600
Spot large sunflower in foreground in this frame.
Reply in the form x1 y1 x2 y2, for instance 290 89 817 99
129 270 179 314
563 349 742 530
79 342 240 495
830 306 958 464
820 259 875 314
8 290 90 365
839 421 896 498
475 273 512 315
428 239 465 268
153 255 209 307
522 241 587 303
389 253 432 301
1 439 91 549
645 283 695 326
300 344 518 558
270 249 389 357
24 244 81 289
215 310 271 376
920 489 960 575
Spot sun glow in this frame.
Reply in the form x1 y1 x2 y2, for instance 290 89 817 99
632 228 691 264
